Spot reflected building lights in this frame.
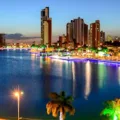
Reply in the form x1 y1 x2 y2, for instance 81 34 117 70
50 58 63 92
31 54 36 61
72 62 76 97
118 67 120 85
45 57 51 64
59 61 63 77
84 61 91 100
39 57 44 68
53 59 63 77
31 54 37 69
98 64 106 88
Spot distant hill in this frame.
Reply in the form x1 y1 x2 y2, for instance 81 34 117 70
5 33 40 40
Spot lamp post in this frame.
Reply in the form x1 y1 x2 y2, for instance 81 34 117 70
14 87 24 120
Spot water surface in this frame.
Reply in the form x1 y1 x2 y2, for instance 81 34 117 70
0 50 120 120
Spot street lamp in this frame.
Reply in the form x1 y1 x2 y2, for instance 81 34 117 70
14 87 24 120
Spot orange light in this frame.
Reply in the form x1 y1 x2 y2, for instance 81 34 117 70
21 91 24 95
14 92 19 97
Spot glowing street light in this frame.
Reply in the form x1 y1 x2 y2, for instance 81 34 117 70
14 87 24 120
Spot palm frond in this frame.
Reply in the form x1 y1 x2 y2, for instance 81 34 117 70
64 104 75 115
62 111 66 119
60 91 66 97
46 101 53 115
49 92 60 100
65 96 74 103
55 105 60 117
115 98 120 107
104 100 115 108
51 100 62 105
100 108 115 116
69 108 75 115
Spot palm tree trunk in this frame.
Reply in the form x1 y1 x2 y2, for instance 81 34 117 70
59 112 63 120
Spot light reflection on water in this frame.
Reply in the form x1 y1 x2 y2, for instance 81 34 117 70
118 67 120 85
72 62 76 98
0 50 120 120
84 61 91 100
98 63 107 88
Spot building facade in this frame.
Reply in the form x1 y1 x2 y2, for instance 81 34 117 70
66 17 88 48
41 7 52 47
72 18 84 46
100 31 105 43
58 34 67 47
84 24 88 46
0 34 5 47
89 20 100 48
66 23 71 42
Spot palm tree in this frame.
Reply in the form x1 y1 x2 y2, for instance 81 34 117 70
100 98 120 120
46 91 75 120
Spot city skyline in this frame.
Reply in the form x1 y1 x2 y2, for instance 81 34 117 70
0 0 120 38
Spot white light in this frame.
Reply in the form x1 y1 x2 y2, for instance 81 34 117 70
84 61 91 100
98 51 105 56
52 55 59 59
72 62 76 97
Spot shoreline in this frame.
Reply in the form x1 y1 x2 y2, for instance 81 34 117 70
49 56 120 64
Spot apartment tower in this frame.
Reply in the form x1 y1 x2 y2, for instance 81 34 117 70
41 7 52 47
89 20 100 48
66 17 88 47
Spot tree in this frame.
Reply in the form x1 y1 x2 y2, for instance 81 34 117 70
46 91 75 120
100 98 120 120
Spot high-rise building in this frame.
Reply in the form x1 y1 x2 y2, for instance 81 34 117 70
73 18 84 46
66 23 71 42
100 31 105 43
89 20 100 48
66 17 85 47
41 7 52 47
88 29 91 46
84 24 88 45
0 33 5 47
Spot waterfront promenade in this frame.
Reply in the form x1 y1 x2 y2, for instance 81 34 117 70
49 55 120 64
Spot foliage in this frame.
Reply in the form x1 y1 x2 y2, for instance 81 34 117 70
78 47 83 51
31 45 38 48
101 98 120 120
40 44 47 49
89 47 98 53
101 47 109 53
46 91 75 120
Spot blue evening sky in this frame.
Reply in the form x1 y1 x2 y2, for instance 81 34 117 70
0 0 120 36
